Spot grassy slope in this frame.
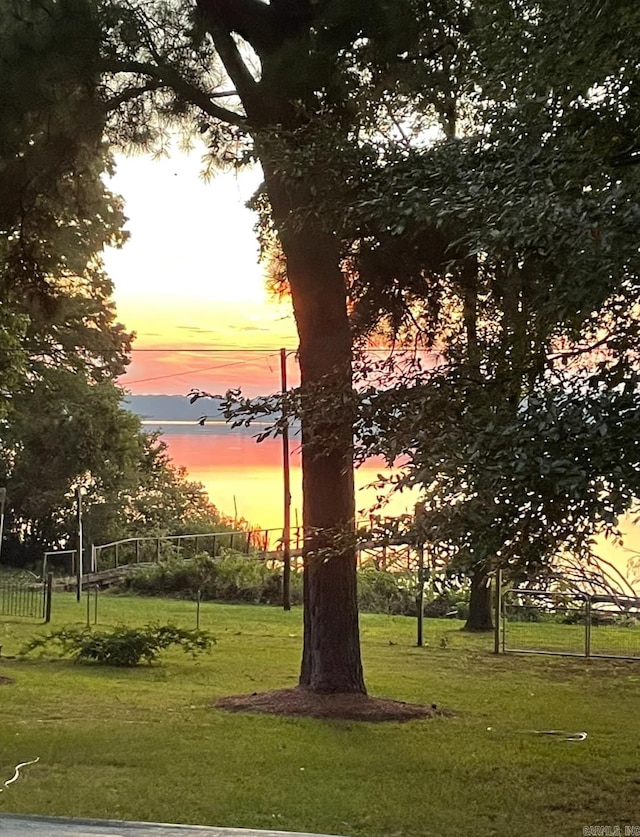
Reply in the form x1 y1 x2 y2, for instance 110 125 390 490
0 593 639 836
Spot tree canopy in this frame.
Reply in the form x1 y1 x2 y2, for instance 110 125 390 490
344 0 640 627
0 0 231 566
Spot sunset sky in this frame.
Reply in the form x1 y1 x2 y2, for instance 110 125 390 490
101 147 422 527
102 145 639 582
103 142 299 398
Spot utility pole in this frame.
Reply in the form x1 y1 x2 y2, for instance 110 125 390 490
0 487 6 564
280 348 292 611
76 486 83 602
414 502 427 647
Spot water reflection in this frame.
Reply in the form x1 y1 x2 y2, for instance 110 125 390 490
151 422 639 590
148 422 415 529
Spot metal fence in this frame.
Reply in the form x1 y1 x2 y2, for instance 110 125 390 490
91 528 291 573
0 576 50 621
87 526 416 574
500 588 640 660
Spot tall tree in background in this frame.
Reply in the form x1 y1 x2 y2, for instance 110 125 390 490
96 0 461 693
0 0 131 393
348 0 640 627
0 1 231 564
1 0 127 555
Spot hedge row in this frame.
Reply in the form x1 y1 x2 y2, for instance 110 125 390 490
116 552 469 618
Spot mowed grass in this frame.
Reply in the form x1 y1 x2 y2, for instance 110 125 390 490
1 593 639 837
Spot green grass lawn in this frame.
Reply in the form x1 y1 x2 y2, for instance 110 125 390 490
1 593 639 836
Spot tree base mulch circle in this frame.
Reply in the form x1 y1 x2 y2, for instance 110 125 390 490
214 687 449 722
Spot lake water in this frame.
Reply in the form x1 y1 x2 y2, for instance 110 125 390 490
149 421 640 590
145 421 416 529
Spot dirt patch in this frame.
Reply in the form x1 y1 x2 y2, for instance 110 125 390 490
0 675 13 686
215 686 448 722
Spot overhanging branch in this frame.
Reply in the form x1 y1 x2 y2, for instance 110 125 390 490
205 25 259 108
104 60 247 127
104 81 163 111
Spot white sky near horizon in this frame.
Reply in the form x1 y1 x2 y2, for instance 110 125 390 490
102 142 298 352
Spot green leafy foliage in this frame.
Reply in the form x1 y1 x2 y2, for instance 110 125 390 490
117 553 462 617
119 552 300 606
20 623 215 666
361 369 640 573
340 1 640 630
356 567 416 616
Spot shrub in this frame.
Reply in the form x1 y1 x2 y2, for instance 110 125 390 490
20 624 215 666
119 552 304 606
116 553 478 619
357 567 417 615
423 589 470 619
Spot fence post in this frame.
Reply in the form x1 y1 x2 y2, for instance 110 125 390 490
416 544 425 647
494 567 502 654
44 573 53 623
135 539 140 563
585 595 592 658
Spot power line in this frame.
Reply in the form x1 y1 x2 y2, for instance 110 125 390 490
124 359 251 385
128 346 424 355
129 347 293 353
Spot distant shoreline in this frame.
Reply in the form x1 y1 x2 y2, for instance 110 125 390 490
140 419 300 436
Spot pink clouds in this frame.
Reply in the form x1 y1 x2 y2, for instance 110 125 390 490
120 347 299 397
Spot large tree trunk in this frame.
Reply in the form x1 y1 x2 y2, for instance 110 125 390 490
195 0 366 694
265 170 366 694
464 567 494 632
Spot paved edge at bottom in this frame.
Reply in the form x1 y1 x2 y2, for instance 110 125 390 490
0 814 346 837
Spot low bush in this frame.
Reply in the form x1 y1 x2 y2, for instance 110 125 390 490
115 552 474 618
357 567 417 615
20 624 215 666
119 552 303 606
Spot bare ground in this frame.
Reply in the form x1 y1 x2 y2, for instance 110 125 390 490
214 686 448 722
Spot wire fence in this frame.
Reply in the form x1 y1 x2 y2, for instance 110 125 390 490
92 530 270 572
68 524 419 577
501 588 640 660
38 534 640 663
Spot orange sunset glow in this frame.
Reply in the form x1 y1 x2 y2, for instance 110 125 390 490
161 429 415 529
103 145 639 588
104 141 299 398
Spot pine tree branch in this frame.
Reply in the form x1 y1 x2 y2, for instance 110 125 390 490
104 60 247 127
